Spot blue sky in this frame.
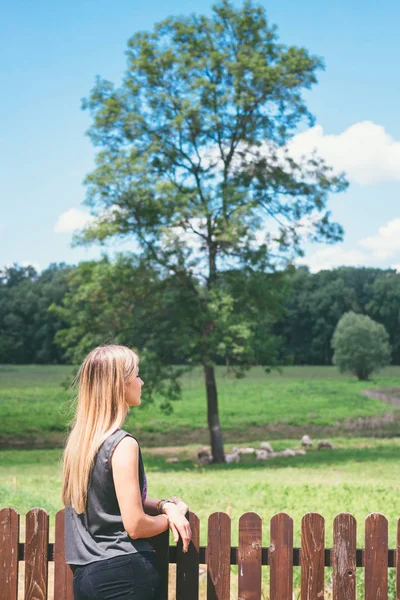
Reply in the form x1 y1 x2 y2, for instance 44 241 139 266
1 0 400 274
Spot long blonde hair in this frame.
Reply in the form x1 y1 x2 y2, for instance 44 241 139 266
61 344 139 514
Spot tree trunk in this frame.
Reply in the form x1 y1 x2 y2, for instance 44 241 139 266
203 364 225 463
356 370 370 381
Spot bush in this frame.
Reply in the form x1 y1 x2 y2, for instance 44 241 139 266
331 311 391 380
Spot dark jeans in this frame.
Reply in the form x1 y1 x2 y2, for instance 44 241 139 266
72 550 163 599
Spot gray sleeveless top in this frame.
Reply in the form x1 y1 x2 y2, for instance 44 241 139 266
64 428 153 565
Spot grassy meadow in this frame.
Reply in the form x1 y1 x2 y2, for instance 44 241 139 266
2 437 400 599
1 364 400 598
1 363 400 445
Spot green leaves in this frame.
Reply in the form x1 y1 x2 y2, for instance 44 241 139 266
332 311 391 380
78 1 346 277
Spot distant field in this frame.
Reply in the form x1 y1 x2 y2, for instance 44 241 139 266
1 364 400 446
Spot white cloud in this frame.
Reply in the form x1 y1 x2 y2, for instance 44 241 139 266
54 208 94 233
300 217 400 272
198 120 400 186
289 121 400 185
359 218 400 259
298 246 370 273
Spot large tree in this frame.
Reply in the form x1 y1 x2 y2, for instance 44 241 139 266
73 0 347 462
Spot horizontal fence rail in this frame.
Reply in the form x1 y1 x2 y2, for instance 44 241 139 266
0 508 398 599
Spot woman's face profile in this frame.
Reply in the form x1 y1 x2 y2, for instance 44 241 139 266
125 371 144 407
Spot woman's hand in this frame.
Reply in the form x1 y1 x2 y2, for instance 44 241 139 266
163 504 192 552
168 496 189 517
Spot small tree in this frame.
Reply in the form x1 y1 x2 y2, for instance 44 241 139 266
331 311 391 380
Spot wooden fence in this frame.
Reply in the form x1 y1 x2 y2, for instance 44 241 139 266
0 507 397 599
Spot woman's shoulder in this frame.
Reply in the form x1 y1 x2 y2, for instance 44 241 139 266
110 432 141 469
113 428 141 450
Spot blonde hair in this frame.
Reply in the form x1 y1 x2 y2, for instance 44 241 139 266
61 344 139 514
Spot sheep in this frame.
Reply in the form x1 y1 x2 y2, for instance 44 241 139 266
225 452 240 463
197 446 213 465
231 446 256 455
301 435 313 448
279 448 297 457
255 449 269 460
238 447 256 455
317 440 335 450
260 442 274 453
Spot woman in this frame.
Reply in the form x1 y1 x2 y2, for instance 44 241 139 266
62 344 192 599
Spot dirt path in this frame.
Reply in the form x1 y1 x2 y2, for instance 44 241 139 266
1 412 399 450
361 387 400 405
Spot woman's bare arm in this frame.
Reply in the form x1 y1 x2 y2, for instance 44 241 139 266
111 436 169 539
142 497 161 516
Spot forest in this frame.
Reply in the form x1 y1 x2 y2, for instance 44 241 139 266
1 261 398 366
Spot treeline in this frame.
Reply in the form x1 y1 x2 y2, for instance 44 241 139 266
1 261 399 365
0 264 73 363
273 266 400 365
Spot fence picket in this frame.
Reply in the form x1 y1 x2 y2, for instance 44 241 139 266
396 518 400 600
150 528 170 600
207 512 231 600
332 512 356 600
2 507 400 598
238 512 262 600
0 507 19 600
176 511 200 600
54 509 73 600
365 513 388 600
25 508 49 600
301 512 324 600
270 512 293 600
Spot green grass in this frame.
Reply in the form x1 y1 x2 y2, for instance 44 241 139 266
2 436 400 547
1 437 399 599
2 365 400 598
1 364 400 445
